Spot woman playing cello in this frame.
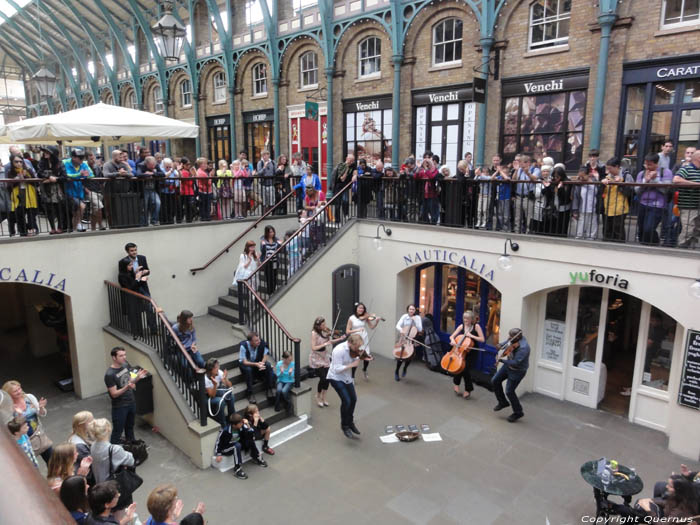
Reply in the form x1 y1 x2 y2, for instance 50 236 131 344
346 302 382 380
448 311 484 399
393 304 423 382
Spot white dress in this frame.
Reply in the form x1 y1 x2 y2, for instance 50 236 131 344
232 254 257 285
348 315 370 354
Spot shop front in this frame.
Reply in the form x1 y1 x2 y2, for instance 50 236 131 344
288 103 328 188
618 54 700 170
412 84 476 175
343 95 392 165
500 68 589 170
243 109 274 165
207 115 231 163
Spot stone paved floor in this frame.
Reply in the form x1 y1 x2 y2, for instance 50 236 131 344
14 347 700 525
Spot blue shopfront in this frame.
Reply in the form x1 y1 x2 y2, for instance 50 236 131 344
414 262 502 376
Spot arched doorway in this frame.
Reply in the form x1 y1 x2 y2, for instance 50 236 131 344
415 263 501 378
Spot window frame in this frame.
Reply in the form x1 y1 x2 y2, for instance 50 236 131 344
127 91 137 110
528 0 572 51
213 71 227 103
252 63 268 96
299 51 318 89
660 0 700 29
358 37 381 79
432 18 463 67
153 86 164 114
180 79 192 108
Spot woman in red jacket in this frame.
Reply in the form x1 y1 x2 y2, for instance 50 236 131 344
179 157 196 223
415 158 440 224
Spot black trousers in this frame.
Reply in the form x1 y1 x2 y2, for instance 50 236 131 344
452 366 474 392
315 366 329 392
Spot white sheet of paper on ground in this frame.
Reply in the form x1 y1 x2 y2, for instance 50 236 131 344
421 433 442 442
380 433 399 443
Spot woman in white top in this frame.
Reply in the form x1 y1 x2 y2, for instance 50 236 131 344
346 302 381 380
449 311 485 399
89 418 135 513
204 358 235 427
232 240 260 288
394 304 423 381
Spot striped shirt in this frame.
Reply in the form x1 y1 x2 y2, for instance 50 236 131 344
676 163 700 209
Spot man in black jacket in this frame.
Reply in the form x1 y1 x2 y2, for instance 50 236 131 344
122 242 151 297
330 154 356 221
136 156 164 226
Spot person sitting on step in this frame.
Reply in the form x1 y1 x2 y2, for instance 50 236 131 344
274 351 295 412
243 404 274 456
204 358 235 428
214 413 267 480
239 331 276 403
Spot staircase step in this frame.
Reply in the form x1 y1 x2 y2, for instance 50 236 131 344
228 286 238 297
208 304 239 324
218 295 238 310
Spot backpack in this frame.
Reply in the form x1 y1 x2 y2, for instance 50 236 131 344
122 439 149 466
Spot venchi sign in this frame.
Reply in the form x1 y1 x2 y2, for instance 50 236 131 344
0 267 67 291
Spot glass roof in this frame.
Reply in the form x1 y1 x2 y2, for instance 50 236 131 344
0 0 32 26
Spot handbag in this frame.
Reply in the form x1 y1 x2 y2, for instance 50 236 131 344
29 427 53 455
108 446 143 508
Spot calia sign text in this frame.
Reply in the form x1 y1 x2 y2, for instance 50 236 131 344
0 267 67 292
569 269 628 290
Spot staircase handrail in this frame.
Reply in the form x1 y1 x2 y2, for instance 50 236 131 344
189 189 298 275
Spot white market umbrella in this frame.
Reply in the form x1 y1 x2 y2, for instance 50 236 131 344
7 102 199 145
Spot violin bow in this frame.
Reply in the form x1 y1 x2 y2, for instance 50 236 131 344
330 304 342 336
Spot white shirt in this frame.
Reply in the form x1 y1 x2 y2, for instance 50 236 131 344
348 315 369 351
327 342 358 384
396 313 422 332
205 370 224 390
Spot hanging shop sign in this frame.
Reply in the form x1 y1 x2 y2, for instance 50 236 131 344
243 109 274 123
402 248 495 282
568 269 629 290
678 329 700 410
502 71 589 97
0 267 67 291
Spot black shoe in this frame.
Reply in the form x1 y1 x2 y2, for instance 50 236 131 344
274 403 281 412
349 424 361 435
233 467 248 480
507 412 524 423
402 368 407 378
342 428 354 439
493 403 510 412
248 395 257 404
395 372 400 382
252 457 268 468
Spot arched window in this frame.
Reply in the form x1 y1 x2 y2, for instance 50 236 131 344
180 79 192 107
299 51 318 88
358 37 381 79
127 91 137 109
529 0 571 50
253 63 267 96
153 86 164 114
433 18 463 66
213 71 227 103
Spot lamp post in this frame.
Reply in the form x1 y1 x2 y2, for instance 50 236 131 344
152 1 187 61
31 67 57 100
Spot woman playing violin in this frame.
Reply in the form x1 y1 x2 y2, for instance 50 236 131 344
346 303 381 380
449 311 484 399
310 317 346 408
394 304 423 382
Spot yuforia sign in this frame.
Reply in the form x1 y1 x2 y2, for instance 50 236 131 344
0 267 67 291
569 269 628 290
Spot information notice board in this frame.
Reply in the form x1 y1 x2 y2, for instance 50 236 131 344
678 329 700 410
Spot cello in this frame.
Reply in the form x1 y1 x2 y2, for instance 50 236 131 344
393 323 417 360
440 333 473 375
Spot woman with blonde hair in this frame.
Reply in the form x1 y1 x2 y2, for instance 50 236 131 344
69 410 94 472
2 379 53 463
231 159 248 219
448 311 485 399
216 159 234 219
89 418 135 512
47 442 91 493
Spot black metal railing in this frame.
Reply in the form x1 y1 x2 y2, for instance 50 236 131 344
105 280 208 425
356 177 700 249
0 175 299 238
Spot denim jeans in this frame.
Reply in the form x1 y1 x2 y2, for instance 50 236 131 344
276 382 293 406
240 362 275 396
637 204 664 245
111 403 136 443
187 348 205 368
209 388 235 427
143 189 161 225
492 366 526 416
329 379 357 429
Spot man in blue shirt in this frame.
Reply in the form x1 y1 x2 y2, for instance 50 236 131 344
513 155 541 234
239 331 275 403
492 328 530 423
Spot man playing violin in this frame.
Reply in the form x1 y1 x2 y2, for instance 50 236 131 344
492 328 530 422
327 334 372 439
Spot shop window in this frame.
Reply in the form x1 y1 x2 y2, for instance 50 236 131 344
654 82 676 105
358 37 381 79
180 79 192 108
440 266 458 334
213 72 227 103
418 267 435 316
649 111 673 154
678 109 700 154
345 108 392 164
300 51 318 89
529 0 571 51
153 86 164 114
642 307 676 391
684 80 700 102
293 0 316 12
662 0 700 28
127 91 137 110
253 63 267 96
573 287 602 367
622 85 646 164
542 288 568 363
501 89 586 169
433 18 463 66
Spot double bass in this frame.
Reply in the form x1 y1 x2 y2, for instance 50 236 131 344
440 333 473 374
393 323 417 360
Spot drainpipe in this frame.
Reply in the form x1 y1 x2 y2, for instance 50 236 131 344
273 77 280 157
325 67 335 176
476 37 493 167
391 54 402 169
589 12 617 151
194 93 201 158
228 83 237 158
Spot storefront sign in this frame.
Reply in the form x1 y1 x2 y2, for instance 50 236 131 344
412 85 473 106
402 249 495 281
342 96 392 113
623 56 700 84
473 77 486 104
568 269 629 290
0 267 67 291
657 64 700 79
502 73 589 97
678 329 700 410
206 115 229 127
542 319 565 363
243 109 274 123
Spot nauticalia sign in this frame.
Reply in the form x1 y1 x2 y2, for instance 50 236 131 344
0 267 67 291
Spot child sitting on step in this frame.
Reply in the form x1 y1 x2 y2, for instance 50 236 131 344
214 413 267 480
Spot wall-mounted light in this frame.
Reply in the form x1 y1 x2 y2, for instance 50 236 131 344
689 278 700 299
497 238 519 271
373 224 392 251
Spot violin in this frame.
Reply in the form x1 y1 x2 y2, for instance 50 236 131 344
495 329 523 367
440 333 473 375
360 313 385 323
349 346 372 360
393 324 417 360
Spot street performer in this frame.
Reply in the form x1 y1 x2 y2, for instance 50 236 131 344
492 328 530 423
327 334 371 439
